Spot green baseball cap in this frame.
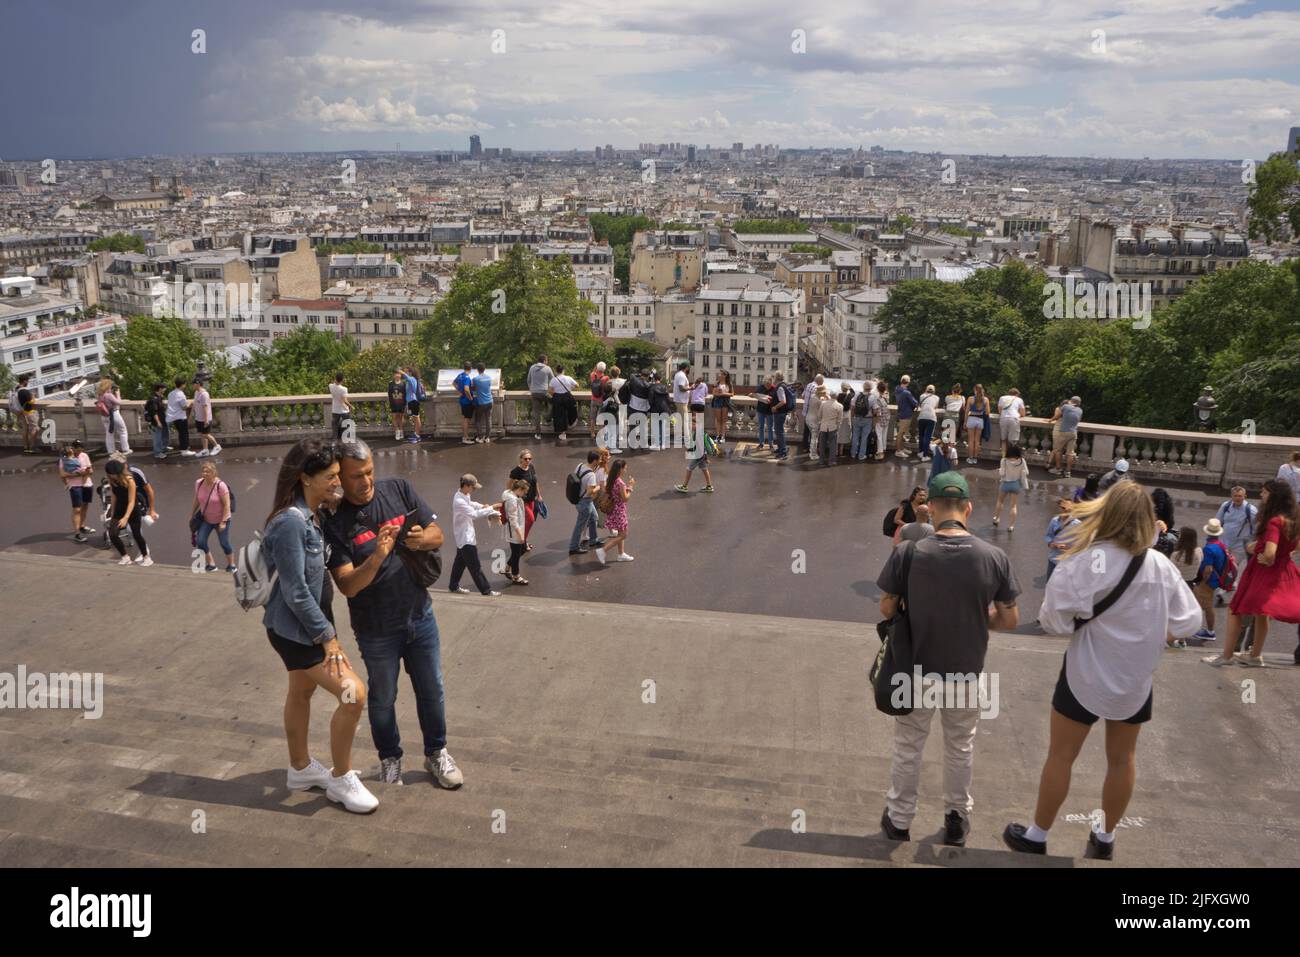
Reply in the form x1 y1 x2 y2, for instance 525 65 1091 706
928 470 970 500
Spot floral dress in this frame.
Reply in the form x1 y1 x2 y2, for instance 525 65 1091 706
606 477 629 533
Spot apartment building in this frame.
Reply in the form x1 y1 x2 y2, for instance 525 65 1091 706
0 232 97 271
326 254 403 281
1 278 124 397
596 293 656 339
871 254 933 285
534 242 614 280
266 298 347 341
693 286 802 389
629 230 705 293
729 232 818 259
246 234 322 302
827 287 892 379
91 193 171 211
344 289 438 350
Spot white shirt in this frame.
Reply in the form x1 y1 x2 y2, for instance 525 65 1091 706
607 377 626 403
998 395 1025 420
192 387 212 423
452 490 498 548
917 393 940 421
672 370 691 404
576 463 600 497
329 382 349 414
549 374 577 395
1277 462 1300 499
165 388 189 423
1039 543 1202 720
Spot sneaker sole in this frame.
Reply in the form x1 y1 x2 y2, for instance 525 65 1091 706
326 792 379 813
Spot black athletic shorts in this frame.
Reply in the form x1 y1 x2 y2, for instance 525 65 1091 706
196 420 212 434
1052 652 1152 725
407 401 422 417
459 403 474 419
267 629 326 672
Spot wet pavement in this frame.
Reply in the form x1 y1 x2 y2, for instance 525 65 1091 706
0 437 1263 630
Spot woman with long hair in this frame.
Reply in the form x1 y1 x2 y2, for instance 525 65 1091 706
596 458 635 565
993 444 1030 531
191 460 235 572
104 458 151 565
1150 488 1175 531
1004 482 1202 860
96 377 131 455
1203 479 1300 667
965 384 988 464
262 439 378 814
502 478 531 586
712 369 733 441
509 449 539 551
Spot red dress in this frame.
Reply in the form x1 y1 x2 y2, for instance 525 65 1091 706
1229 517 1300 622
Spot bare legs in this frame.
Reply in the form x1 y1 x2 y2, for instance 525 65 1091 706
1033 708 1141 837
283 659 367 775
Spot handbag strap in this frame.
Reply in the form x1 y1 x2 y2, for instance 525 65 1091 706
1073 549 1147 631
897 540 917 612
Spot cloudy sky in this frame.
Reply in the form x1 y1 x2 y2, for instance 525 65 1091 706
6 0 1298 159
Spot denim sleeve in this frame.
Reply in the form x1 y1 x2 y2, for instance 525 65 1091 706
268 513 334 644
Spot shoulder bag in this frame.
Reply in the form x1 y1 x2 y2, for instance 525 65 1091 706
870 540 918 716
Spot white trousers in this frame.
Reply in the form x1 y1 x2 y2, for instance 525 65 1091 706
886 693 981 828
103 411 129 453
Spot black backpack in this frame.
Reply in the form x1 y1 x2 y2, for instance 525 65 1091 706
649 383 671 414
565 466 591 505
882 504 903 538
618 379 633 404
854 391 871 416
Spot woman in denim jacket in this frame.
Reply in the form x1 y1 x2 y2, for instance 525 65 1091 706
262 439 384 814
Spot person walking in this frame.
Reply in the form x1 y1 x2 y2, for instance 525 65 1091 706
388 369 408 441
262 438 377 813
323 439 464 791
769 373 792 460
996 388 1027 456
509 449 540 549
96 378 130 455
191 460 235 572
1214 487 1258 594
569 451 603 555
328 372 351 442
193 378 220 456
549 364 579 443
1169 527 1202 590
471 362 494 443
893 375 918 458
1204 479 1300 667
916 385 940 461
964 384 989 464
1049 396 1083 477
61 440 95 542
166 378 194 456
502 478 530 585
448 474 502 596
817 385 843 467
104 458 153 566
993 444 1030 531
754 376 773 450
877 471 1020 846
144 382 168 460
1004 481 1201 860
596 459 635 564
528 354 554 440
453 360 475 446
675 428 715 493
712 370 733 442
1191 518 1228 642
871 380 891 461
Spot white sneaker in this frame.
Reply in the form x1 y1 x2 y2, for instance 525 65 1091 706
210 444 222 455
534 433 542 440
286 757 332 791
181 450 196 457
139 556 154 567
595 547 606 565
424 748 464 789
395 431 403 441
195 449 209 457
488 590 502 597
326 769 379 813
617 553 635 562
117 555 133 566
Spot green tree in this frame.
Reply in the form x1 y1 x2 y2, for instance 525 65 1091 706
589 214 656 247
613 244 630 291
612 338 660 373
414 244 606 388
887 215 915 233
788 243 831 257
102 316 212 398
340 340 422 393
315 240 385 257
1246 151 1300 243
224 327 360 397
732 219 808 234
88 233 145 253
0 361 14 396
1216 340 1300 436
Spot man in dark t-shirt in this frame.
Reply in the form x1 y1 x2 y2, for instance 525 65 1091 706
323 441 463 791
875 470 1019 847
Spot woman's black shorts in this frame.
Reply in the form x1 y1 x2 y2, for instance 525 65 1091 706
267 629 326 672
1052 653 1152 726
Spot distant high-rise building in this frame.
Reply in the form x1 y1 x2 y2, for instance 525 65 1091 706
606 143 614 159
733 142 743 154
1289 127 1300 153
470 135 482 158
687 145 696 163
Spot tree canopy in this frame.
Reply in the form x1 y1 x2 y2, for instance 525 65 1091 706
1246 151 1300 244
88 233 145 254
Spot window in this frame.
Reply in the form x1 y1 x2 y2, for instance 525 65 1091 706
729 356 737 369
38 343 60 357
702 355 710 367
85 353 98 363
12 348 32 362
390 323 397 334
730 339 737 352
743 373 750 386
730 304 737 316
703 303 710 315
757 357 765 370
41 362 62 375
702 338 710 350
65 357 80 368
63 339 78 350
744 304 751 317
759 305 766 317
730 321 737 334
743 322 751 333
702 319 710 333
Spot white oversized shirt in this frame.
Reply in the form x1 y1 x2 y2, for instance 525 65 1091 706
1038 543 1202 720
672 370 691 404
452 490 498 548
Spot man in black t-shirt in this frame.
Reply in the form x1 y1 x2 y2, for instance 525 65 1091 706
875 471 1019 847
387 369 407 441
323 439 463 791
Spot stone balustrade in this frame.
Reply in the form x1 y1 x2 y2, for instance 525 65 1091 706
3 391 1296 491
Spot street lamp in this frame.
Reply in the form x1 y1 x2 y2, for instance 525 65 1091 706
194 360 211 389
1193 386 1217 432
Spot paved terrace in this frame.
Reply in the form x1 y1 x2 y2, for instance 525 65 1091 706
0 438 1297 866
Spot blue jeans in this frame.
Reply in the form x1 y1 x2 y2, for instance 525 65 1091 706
917 419 936 457
196 520 233 560
356 602 446 761
772 412 788 455
851 417 872 458
757 414 771 445
152 424 168 457
569 498 599 550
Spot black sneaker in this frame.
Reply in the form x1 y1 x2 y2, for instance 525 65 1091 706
944 810 970 847
73 532 88 543
1002 822 1047 855
880 807 910 842
568 548 589 555
1085 830 1114 861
